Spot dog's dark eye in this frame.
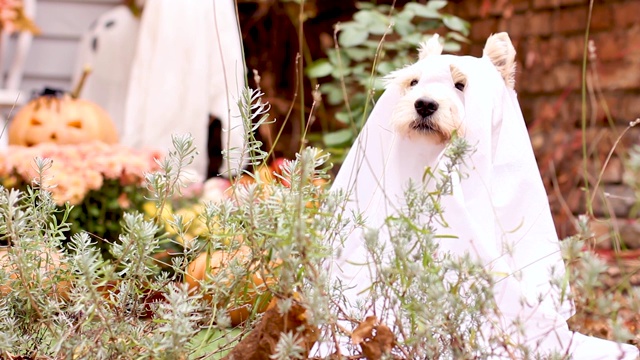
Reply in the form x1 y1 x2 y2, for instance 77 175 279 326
455 82 465 91
410 79 419 87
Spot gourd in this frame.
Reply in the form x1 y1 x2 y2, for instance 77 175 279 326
185 245 275 326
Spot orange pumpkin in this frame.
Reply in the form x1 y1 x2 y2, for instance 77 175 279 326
8 94 118 146
0 246 70 300
185 245 275 326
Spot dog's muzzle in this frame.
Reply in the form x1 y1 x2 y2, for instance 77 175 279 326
414 98 438 118
413 97 439 131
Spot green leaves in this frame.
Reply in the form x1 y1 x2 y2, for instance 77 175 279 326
338 24 369 47
306 59 333 78
353 10 389 35
323 128 355 147
443 15 470 36
404 2 443 19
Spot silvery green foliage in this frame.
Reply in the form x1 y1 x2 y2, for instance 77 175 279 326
202 144 342 329
0 298 18 352
142 284 202 359
555 216 636 347
271 332 306 360
221 87 274 175
111 213 161 278
145 133 198 201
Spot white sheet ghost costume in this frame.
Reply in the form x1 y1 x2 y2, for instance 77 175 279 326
329 33 639 359
72 5 140 136
74 0 247 181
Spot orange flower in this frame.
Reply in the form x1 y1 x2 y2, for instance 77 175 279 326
0 142 162 204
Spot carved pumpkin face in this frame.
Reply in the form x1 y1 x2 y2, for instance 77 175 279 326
8 95 119 146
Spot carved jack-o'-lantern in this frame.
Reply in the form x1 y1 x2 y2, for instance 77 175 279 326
8 93 119 147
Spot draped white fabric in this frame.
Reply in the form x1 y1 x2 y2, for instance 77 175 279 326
75 0 247 181
72 6 140 137
330 49 639 359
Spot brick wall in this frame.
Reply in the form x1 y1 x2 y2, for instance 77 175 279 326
448 0 640 246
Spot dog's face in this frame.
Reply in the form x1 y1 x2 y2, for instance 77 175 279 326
385 33 516 143
386 59 467 143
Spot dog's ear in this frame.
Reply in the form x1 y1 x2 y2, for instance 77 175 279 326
483 32 516 89
418 34 443 60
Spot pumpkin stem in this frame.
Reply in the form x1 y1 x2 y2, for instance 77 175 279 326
124 0 144 17
71 66 92 99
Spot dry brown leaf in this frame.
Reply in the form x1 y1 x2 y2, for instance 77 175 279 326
375 324 394 354
359 323 396 360
351 317 397 360
222 299 318 360
351 316 378 345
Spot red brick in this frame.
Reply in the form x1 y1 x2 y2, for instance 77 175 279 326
559 0 586 5
591 92 624 125
588 218 613 250
565 35 587 62
534 97 559 122
528 11 553 36
626 25 640 58
538 37 567 70
485 0 521 18
621 95 640 124
498 13 527 38
553 7 588 34
512 0 531 13
591 30 627 62
449 1 482 20
597 61 640 90
520 39 537 70
613 1 640 28
519 67 544 93
581 127 640 155
470 18 499 41
551 92 579 128
520 61 580 94
469 43 485 57
588 217 640 250
618 219 640 249
590 4 613 31
558 93 578 124
586 184 635 217
615 126 640 150
592 155 624 184
533 0 560 10
563 190 583 219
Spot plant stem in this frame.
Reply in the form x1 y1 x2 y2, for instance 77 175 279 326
580 0 594 215
71 67 91 99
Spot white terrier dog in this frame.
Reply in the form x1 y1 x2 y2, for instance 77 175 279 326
328 32 639 359
386 33 515 143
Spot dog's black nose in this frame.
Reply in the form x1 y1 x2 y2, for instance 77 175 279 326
414 98 439 118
